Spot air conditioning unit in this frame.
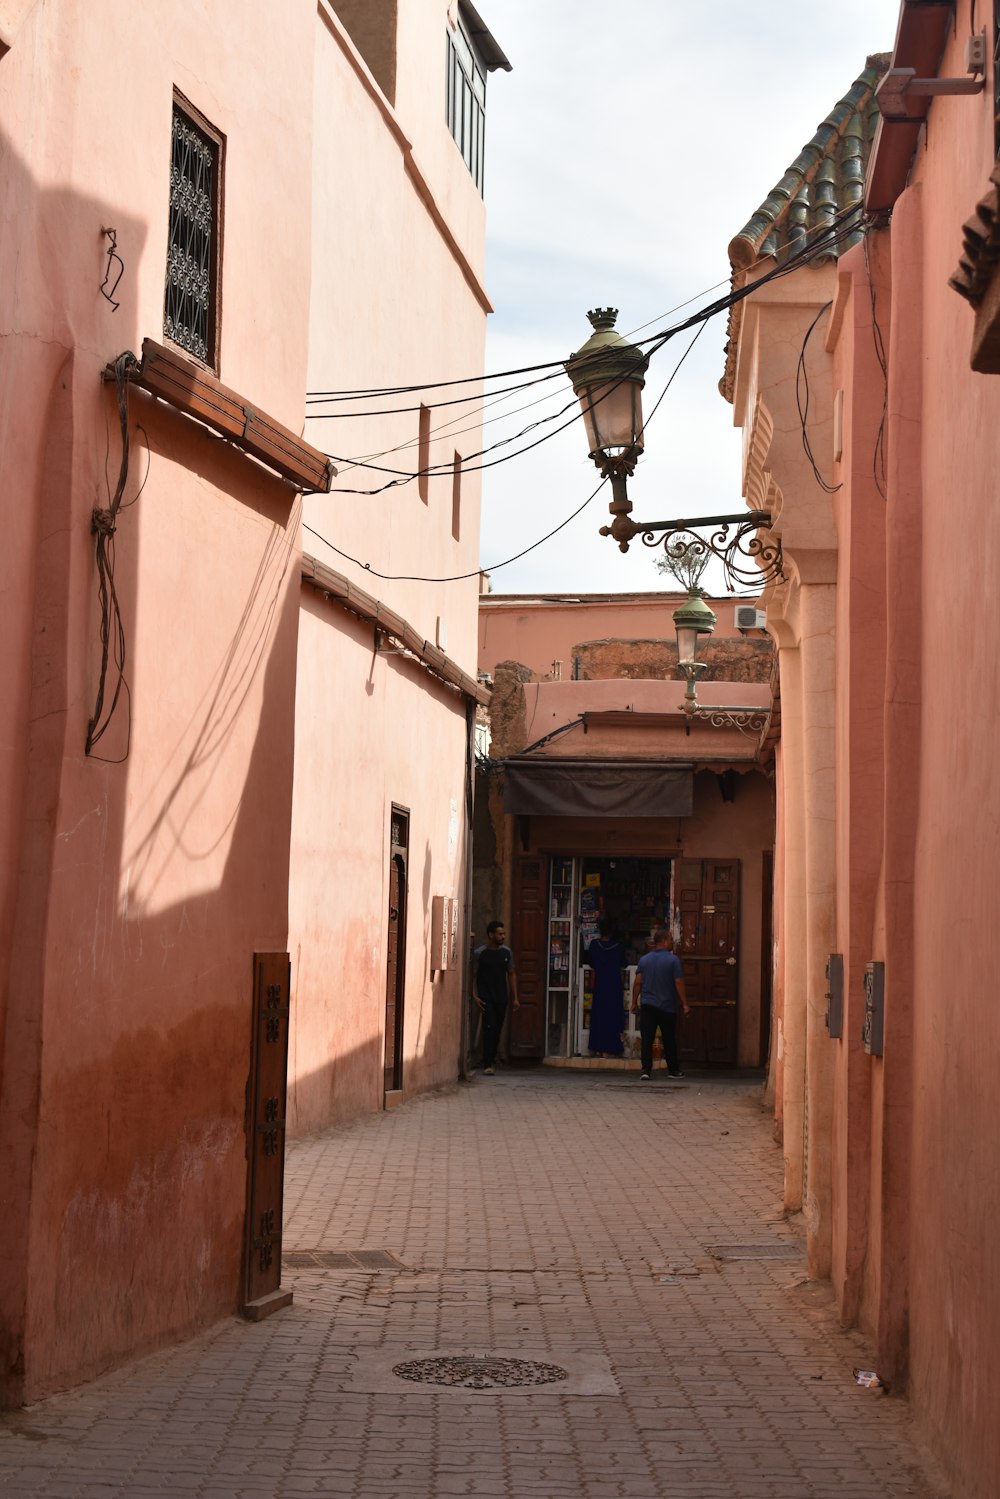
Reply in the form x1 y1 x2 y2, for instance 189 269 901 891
735 605 766 631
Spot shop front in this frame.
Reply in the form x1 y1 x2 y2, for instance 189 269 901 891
493 744 773 1071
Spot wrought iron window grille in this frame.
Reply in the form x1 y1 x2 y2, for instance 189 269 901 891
164 98 223 367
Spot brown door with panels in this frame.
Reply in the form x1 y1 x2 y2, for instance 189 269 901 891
384 807 409 1096
243 951 293 1318
676 858 739 1066
509 854 546 1057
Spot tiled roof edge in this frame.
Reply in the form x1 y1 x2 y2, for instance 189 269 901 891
727 60 887 270
719 55 889 405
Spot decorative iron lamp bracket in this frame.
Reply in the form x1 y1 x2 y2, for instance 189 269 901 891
682 706 769 734
675 659 767 736
600 504 785 590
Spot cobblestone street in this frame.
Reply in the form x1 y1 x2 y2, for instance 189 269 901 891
0 1070 948 1498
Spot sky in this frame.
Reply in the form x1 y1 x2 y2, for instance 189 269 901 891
476 0 902 598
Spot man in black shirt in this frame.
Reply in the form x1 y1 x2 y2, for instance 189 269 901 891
472 920 519 1075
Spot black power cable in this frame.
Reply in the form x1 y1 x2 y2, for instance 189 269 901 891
796 302 842 495
305 205 865 406
310 210 869 497
87 352 141 759
302 318 706 584
863 233 889 501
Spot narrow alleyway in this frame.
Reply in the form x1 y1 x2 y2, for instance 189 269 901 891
0 1071 947 1499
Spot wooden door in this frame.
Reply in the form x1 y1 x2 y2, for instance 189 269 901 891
509 854 546 1057
676 858 739 1067
242 951 293 1319
384 807 408 1095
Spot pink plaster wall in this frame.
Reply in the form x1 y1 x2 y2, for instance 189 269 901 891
511 679 769 765
288 598 469 1131
821 6 1000 1488
826 247 887 1328
876 13 1000 1487
479 593 753 678
285 1 490 1132
0 0 312 1400
303 1 486 670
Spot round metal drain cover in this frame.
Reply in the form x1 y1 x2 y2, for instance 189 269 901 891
392 1355 568 1389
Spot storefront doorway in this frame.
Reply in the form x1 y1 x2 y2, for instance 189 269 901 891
510 852 740 1067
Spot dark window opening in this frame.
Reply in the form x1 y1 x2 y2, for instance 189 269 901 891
418 404 431 503
165 96 223 367
451 451 462 541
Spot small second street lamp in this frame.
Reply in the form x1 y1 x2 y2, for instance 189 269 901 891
673 586 717 712
671 574 768 734
565 308 785 590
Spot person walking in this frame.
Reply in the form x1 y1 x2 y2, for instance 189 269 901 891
631 927 689 1080
473 920 519 1075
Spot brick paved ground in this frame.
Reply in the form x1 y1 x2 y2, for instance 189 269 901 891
0 1069 950 1498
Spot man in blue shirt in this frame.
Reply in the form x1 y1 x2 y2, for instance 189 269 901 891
631 928 689 1080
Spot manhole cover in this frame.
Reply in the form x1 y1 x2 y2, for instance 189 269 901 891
392 1356 568 1389
704 1242 802 1262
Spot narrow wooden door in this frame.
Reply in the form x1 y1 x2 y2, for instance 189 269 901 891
243 951 293 1319
676 858 739 1066
384 807 408 1096
509 854 546 1057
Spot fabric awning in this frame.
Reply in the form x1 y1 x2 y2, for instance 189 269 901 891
502 759 693 819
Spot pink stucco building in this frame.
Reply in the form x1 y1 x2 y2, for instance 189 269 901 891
725 6 1000 1490
475 592 775 1073
0 0 504 1403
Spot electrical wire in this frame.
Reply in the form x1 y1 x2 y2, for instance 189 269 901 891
306 210 870 493
87 351 141 759
863 232 889 500
311 211 868 497
321 243 763 475
329 376 587 478
304 475 607 584
796 302 842 495
301 319 707 583
305 205 866 407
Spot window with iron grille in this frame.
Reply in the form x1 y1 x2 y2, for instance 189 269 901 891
164 97 223 367
446 16 486 194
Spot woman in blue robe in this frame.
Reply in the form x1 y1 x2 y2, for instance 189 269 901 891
585 920 627 1057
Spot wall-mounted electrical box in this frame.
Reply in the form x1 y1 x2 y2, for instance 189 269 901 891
826 953 844 1038
431 895 460 971
862 961 885 1056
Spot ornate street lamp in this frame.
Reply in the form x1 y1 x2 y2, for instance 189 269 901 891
565 308 785 590
564 307 649 542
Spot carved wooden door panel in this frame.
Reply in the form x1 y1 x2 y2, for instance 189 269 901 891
509 855 546 1057
243 951 293 1318
677 859 739 1067
384 807 409 1096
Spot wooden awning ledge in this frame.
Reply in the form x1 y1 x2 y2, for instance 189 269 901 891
109 339 335 492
